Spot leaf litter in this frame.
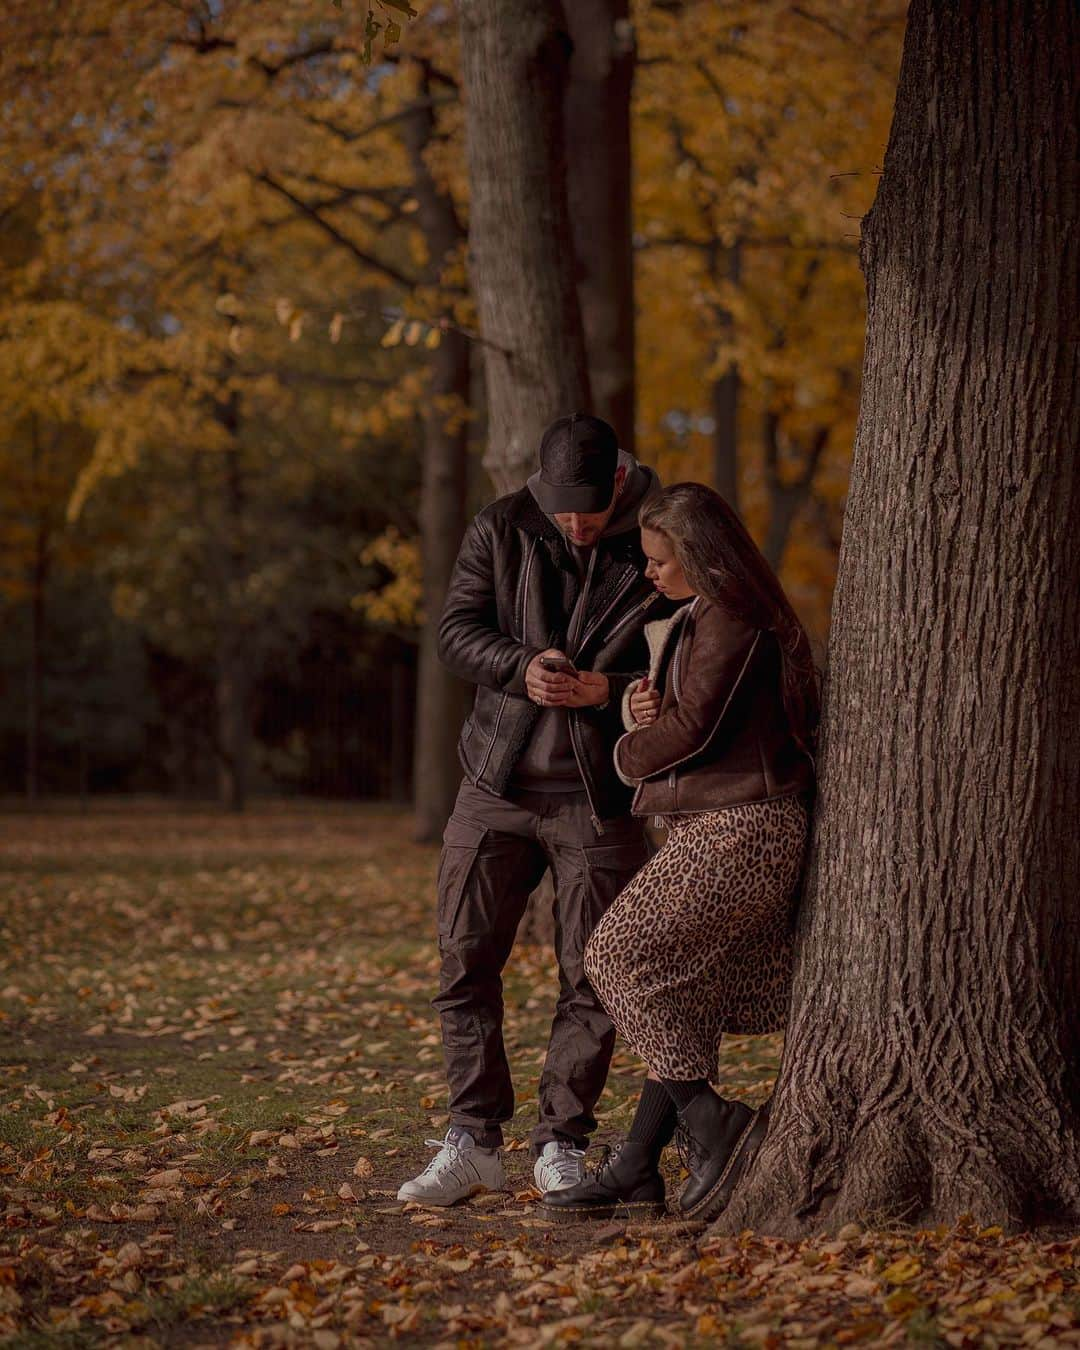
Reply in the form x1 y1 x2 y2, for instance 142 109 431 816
1 806 1077 1346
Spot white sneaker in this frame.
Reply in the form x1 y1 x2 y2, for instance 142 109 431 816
533 1140 587 1193
396 1127 506 1206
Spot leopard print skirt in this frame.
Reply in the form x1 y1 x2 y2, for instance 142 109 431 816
583 794 808 1082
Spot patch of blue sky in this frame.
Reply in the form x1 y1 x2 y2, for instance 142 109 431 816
365 62 395 93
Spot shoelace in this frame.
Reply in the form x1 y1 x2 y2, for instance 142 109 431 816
419 1138 468 1178
590 1142 622 1185
541 1146 586 1185
674 1122 704 1174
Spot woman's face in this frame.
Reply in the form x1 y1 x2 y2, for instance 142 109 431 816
642 528 696 600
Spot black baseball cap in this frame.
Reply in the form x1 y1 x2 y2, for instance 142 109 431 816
532 413 620 514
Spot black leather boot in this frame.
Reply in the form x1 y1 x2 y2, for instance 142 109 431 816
675 1089 762 1218
538 1141 666 1223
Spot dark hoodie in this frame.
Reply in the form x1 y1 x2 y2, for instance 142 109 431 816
512 451 661 792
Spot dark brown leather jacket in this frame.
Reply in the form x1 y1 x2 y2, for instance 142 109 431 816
613 596 815 816
438 485 672 828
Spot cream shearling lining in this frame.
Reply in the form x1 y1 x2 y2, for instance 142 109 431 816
615 601 695 786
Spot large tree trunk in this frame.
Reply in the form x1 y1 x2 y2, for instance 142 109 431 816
412 336 471 841
459 0 591 492
405 61 472 843
564 0 635 448
717 0 1080 1236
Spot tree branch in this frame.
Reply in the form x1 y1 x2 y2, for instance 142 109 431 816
255 173 415 289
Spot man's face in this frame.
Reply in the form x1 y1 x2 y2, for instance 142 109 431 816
553 466 627 546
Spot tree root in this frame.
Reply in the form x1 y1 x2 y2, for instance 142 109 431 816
710 1093 1080 1239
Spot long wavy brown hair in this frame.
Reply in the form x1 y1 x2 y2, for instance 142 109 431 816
639 482 820 761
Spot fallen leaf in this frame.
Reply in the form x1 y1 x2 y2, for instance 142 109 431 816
880 1255 922 1285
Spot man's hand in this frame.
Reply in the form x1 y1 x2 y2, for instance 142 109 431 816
525 649 576 707
629 677 661 724
562 670 610 709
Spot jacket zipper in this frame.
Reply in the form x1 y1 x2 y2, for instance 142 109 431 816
573 564 639 661
571 567 658 832
579 592 661 831
476 541 537 786
517 538 537 638
605 590 660 645
476 693 508 782
652 630 763 779
563 549 604 831
670 597 697 702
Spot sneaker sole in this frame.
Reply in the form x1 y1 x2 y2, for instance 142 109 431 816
537 1200 666 1224
680 1108 764 1220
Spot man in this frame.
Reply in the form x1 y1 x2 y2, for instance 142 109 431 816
397 413 666 1205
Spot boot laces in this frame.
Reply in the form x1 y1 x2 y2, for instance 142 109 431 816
675 1121 705 1174
592 1141 623 1184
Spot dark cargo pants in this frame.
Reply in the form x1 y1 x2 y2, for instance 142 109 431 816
431 781 651 1152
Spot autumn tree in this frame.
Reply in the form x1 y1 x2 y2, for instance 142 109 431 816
2 0 473 820
718 0 1080 1235
634 0 903 632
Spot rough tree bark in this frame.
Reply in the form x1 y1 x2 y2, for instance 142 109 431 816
458 0 591 493
716 0 1080 1236
404 60 472 843
564 0 636 448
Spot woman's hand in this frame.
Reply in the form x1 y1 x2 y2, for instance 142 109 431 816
562 670 610 708
629 677 661 725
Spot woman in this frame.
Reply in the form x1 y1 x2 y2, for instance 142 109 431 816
539 482 818 1224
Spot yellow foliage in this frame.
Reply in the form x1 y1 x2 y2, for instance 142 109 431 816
0 0 902 642
354 527 422 626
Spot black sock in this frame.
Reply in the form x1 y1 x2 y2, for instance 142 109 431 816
627 1079 678 1156
662 1078 711 1112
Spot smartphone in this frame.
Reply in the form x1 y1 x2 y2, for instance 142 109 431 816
539 654 579 678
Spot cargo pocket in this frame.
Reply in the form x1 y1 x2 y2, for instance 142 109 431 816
581 838 652 913
436 817 488 940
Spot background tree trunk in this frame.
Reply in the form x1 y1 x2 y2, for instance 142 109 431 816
215 626 250 814
24 413 47 803
459 0 591 494
26 516 46 803
710 241 741 510
405 61 472 843
214 396 252 814
459 0 596 942
761 413 829 571
564 0 636 449
717 0 1080 1236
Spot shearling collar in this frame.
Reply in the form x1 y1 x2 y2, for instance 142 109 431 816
643 599 696 681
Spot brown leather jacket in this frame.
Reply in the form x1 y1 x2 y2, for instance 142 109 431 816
613 596 815 816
